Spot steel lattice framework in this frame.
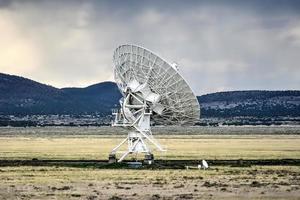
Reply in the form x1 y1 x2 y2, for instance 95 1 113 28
113 44 200 125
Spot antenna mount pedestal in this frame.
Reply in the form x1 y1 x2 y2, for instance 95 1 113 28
109 88 164 163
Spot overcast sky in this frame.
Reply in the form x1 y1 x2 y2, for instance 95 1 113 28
0 0 299 95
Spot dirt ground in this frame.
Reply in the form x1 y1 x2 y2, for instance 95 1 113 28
0 165 299 200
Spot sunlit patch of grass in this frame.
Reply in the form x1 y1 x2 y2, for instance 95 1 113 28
0 134 300 160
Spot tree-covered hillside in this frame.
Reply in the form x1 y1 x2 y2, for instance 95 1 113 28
198 91 300 118
1 73 299 119
0 73 121 116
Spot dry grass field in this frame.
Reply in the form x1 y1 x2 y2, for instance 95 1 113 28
0 126 299 199
0 166 300 199
0 126 300 161
0 135 300 160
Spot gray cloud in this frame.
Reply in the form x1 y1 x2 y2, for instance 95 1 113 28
0 0 300 94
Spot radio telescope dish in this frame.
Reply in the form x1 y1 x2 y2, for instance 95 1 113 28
109 44 200 163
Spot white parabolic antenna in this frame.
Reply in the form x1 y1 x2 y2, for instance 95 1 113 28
110 44 200 163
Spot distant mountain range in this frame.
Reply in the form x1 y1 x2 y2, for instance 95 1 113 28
199 91 300 118
0 73 121 116
0 73 299 119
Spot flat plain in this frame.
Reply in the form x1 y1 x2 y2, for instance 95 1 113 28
0 126 299 199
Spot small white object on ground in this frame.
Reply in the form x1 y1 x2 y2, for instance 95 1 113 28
202 160 208 169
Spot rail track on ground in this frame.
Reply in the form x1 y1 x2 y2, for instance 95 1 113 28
0 159 299 169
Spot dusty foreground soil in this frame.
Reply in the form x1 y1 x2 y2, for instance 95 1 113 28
0 165 299 200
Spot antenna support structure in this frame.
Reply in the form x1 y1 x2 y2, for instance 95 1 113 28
108 44 200 164
109 80 165 163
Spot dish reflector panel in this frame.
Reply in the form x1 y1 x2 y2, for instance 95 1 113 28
113 44 200 125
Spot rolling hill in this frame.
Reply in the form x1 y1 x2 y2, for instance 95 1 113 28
0 73 121 116
0 73 299 119
199 90 300 118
